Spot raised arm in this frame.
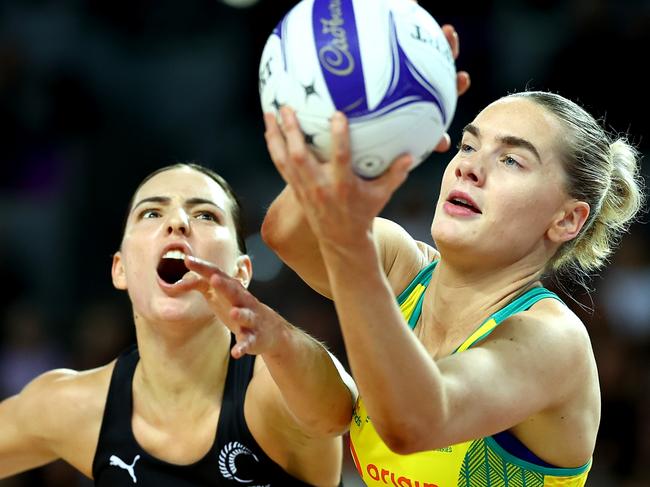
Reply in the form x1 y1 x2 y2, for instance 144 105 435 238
272 109 598 465
261 24 468 298
261 181 333 298
180 255 356 437
261 178 431 299
320 237 596 455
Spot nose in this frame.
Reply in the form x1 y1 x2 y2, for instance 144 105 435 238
166 209 190 236
454 156 485 186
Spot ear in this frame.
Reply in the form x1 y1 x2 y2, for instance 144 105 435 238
547 200 590 244
234 255 253 289
111 251 128 290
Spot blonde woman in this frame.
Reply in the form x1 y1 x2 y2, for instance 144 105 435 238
261 91 644 486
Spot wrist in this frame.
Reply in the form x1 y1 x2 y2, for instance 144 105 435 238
319 231 379 271
262 316 297 361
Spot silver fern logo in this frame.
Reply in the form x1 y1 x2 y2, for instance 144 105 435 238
218 441 269 486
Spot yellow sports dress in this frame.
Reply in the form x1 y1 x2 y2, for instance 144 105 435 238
349 261 591 487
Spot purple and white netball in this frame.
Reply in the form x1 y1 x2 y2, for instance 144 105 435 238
259 0 457 179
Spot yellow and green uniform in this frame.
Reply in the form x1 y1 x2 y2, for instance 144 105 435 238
349 261 591 487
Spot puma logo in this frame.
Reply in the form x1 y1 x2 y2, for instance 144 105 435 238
109 454 140 483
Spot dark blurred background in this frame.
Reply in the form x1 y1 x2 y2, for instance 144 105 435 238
0 0 648 485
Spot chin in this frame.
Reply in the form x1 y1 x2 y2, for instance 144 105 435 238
152 297 211 325
157 308 194 323
431 226 478 258
432 222 463 246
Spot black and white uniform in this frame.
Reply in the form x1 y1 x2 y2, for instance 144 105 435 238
92 341 317 486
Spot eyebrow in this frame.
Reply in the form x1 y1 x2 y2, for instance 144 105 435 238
132 196 225 213
462 123 542 164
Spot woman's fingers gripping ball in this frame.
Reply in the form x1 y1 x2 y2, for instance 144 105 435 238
435 24 470 153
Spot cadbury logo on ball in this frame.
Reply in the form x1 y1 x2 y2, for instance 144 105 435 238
318 0 355 76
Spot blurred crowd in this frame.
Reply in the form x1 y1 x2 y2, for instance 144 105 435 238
1 0 648 485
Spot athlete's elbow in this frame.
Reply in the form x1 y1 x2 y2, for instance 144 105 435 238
287 396 351 438
323 416 353 437
328 406 354 436
297 411 351 438
380 429 424 455
260 212 291 256
373 419 432 455
260 211 280 247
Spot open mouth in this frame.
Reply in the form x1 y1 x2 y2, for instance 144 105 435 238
157 250 190 284
448 197 481 214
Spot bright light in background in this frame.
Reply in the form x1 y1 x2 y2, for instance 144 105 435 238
220 0 260 8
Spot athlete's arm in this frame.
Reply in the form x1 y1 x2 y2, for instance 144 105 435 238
261 19 465 299
248 345 353 486
262 180 432 299
0 370 70 477
321 240 596 460
261 183 331 297
181 256 357 437
262 109 437 303
258 324 357 437
0 366 109 480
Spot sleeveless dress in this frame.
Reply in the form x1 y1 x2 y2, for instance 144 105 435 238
93 338 316 486
349 261 591 487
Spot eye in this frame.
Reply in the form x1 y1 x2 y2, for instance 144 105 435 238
194 211 220 223
457 141 475 153
501 155 523 169
140 209 161 219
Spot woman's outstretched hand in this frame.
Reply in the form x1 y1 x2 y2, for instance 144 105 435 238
179 255 289 358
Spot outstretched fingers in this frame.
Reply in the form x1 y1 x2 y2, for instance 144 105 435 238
230 309 258 358
184 256 263 357
185 256 251 308
172 271 210 295
208 273 253 308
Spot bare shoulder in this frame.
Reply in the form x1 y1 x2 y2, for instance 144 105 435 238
480 297 600 463
496 297 593 359
0 362 115 477
244 359 311 468
526 297 592 352
489 297 596 397
22 364 113 422
374 217 439 295
19 364 115 462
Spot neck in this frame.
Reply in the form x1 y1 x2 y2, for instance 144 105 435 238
426 257 544 338
132 317 231 414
